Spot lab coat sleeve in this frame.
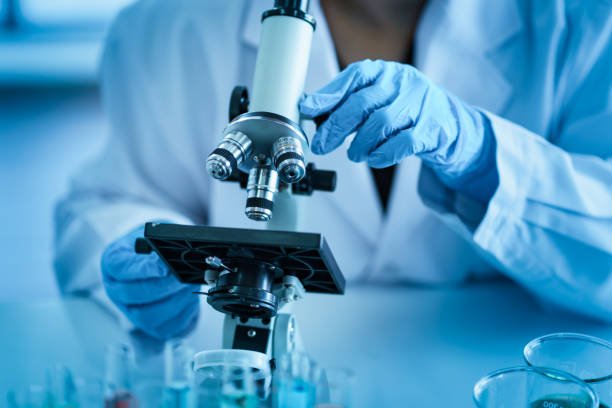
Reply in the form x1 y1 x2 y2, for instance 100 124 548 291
53 2 215 315
418 107 612 322
418 6 612 321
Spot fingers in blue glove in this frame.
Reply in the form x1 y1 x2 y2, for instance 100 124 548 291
103 265 187 305
122 285 200 340
102 229 187 304
347 80 430 162
102 229 169 281
300 59 386 118
310 65 402 154
367 123 432 168
149 295 200 340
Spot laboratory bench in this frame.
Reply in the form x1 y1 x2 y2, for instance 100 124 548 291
1 280 610 407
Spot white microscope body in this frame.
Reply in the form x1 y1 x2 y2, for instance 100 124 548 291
196 0 341 397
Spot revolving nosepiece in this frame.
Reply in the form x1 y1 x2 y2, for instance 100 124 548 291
206 131 253 180
246 166 279 221
273 136 306 184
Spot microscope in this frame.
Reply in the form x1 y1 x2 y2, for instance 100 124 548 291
135 0 345 400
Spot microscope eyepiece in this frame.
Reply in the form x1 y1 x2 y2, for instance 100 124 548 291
206 131 253 180
272 136 306 183
246 166 279 221
263 0 315 29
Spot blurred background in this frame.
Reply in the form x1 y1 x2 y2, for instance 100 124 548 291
0 0 135 300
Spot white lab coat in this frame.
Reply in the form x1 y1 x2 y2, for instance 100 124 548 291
55 0 612 321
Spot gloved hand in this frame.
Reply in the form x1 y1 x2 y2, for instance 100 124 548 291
299 59 498 202
101 225 200 340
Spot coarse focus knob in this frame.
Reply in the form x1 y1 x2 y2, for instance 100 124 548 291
246 166 279 221
311 167 336 191
229 86 249 122
272 136 306 183
206 131 253 180
292 163 336 195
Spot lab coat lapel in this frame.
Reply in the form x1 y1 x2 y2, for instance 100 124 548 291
240 0 381 244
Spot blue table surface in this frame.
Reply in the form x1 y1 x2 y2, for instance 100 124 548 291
1 280 611 407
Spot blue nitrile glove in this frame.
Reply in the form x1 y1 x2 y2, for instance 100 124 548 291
101 225 200 340
299 59 499 202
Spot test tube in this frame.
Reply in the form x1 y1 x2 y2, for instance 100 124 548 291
163 339 194 408
104 343 136 408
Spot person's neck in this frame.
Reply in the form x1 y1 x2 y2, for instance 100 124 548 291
321 0 426 67
333 0 424 28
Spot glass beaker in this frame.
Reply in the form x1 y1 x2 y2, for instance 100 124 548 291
192 349 270 408
473 366 598 408
104 343 137 408
164 339 195 408
524 333 612 408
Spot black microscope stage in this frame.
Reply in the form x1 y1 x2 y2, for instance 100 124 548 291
137 222 345 295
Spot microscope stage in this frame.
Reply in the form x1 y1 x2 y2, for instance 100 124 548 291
141 222 345 295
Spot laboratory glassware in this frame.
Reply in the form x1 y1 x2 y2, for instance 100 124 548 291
74 378 105 408
6 385 47 408
46 364 77 408
134 381 168 408
473 366 598 408
316 367 354 408
274 352 321 408
524 333 612 408
193 349 269 408
164 339 194 408
104 343 137 408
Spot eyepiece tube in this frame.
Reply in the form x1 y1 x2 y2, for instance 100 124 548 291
206 131 253 180
246 166 279 221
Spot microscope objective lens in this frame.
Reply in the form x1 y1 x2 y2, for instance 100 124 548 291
206 131 253 180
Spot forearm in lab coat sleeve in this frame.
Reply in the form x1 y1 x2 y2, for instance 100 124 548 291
418 113 612 322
